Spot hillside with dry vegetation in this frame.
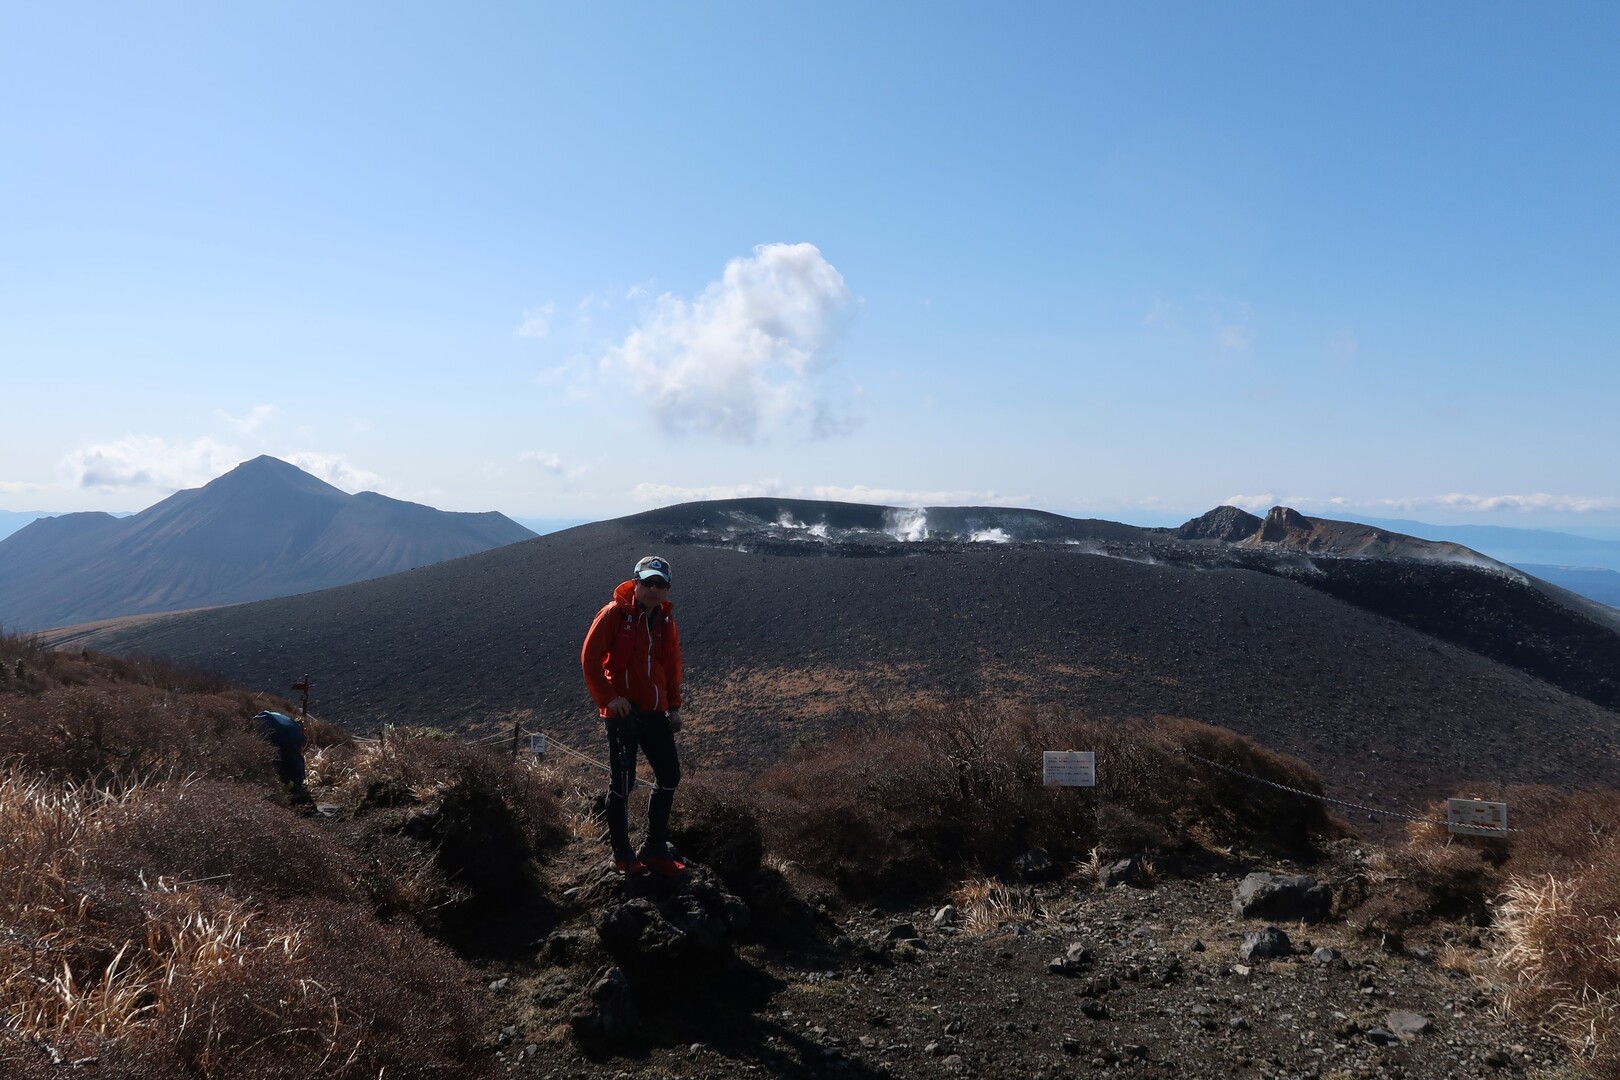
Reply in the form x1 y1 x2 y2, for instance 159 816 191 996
4 631 1620 1078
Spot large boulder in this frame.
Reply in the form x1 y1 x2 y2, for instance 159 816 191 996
1232 872 1332 923
594 864 751 981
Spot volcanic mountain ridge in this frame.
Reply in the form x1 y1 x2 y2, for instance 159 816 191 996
0 456 535 631
41 497 1620 823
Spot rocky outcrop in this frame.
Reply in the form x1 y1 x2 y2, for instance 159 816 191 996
1233 872 1333 923
1174 506 1263 542
1257 506 1317 545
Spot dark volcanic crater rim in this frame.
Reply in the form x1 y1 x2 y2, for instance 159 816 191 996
43 506 1620 826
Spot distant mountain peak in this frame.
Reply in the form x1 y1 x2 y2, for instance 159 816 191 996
0 457 534 630
207 456 348 497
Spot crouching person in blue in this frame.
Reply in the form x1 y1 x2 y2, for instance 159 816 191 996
256 710 311 803
580 555 686 876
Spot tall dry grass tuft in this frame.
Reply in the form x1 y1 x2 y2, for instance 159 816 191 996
950 877 1044 934
1496 867 1620 1076
1486 790 1620 1075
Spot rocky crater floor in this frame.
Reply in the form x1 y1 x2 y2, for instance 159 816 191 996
478 847 1568 1080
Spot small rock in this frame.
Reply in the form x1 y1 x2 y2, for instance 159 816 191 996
1080 1000 1108 1020
933 905 958 927
1484 1049 1512 1068
925 1040 946 1057
1013 847 1059 882
1238 925 1294 961
487 978 509 993
1365 1028 1399 1047
1311 946 1340 963
1101 856 1149 888
1228 1017 1250 1031
1387 1011 1433 1037
884 922 920 942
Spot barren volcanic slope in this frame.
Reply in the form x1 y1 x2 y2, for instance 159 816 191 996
50 498 1620 820
0 456 535 630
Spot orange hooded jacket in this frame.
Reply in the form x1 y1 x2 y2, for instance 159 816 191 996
581 579 683 716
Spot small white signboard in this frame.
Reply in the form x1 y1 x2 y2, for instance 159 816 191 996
1043 750 1096 787
529 732 547 756
1447 798 1508 836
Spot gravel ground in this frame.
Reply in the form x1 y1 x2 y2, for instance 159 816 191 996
478 847 1575 1080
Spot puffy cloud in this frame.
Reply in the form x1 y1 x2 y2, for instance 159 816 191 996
520 450 564 474
65 437 242 491
601 243 858 442
1405 493 1620 514
281 452 385 494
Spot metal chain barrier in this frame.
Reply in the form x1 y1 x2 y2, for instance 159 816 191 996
1177 745 1518 833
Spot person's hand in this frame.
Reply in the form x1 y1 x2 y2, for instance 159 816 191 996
666 708 683 733
606 696 632 718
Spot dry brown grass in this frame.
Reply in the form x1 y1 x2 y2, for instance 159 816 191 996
950 877 1045 934
0 764 494 1077
1486 790 1620 1075
754 700 1338 899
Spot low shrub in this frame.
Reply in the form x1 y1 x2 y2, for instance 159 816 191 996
0 767 494 1078
672 770 766 891
755 702 1338 900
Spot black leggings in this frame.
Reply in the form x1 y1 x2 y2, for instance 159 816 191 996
605 709 681 858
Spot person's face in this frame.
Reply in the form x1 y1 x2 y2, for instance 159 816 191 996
634 576 670 607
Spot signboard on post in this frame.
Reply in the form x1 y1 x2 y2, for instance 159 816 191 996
529 732 547 757
1447 798 1508 836
1043 750 1096 787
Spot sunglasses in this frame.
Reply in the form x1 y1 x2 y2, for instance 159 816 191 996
638 577 670 589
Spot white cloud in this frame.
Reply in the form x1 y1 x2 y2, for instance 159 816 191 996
627 480 1026 507
601 243 858 443
65 436 243 491
520 450 564 474
219 404 279 433
0 480 44 494
515 302 556 339
281 452 385 494
1222 492 1620 516
1222 493 1277 511
1218 323 1255 351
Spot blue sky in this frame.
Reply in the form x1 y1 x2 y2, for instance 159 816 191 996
4 2 1617 531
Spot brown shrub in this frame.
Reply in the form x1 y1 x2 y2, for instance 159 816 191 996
0 768 494 1078
88 779 364 903
756 729 959 897
0 685 272 783
755 703 1337 900
672 770 767 890
1155 716 1338 852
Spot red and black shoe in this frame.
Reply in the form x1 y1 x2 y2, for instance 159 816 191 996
639 843 687 876
613 854 649 877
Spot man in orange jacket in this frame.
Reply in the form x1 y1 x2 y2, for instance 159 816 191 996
580 555 686 876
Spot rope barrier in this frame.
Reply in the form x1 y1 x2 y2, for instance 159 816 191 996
1177 746 1518 833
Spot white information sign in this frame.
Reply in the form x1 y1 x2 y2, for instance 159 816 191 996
1042 750 1096 788
1447 798 1508 836
529 732 547 756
